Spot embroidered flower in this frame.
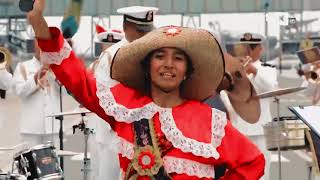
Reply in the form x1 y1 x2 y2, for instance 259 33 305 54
163 26 182 36
138 151 156 169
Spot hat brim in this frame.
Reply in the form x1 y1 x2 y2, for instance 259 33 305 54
111 27 225 101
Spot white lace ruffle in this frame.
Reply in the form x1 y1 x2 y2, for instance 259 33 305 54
95 50 162 123
96 82 160 123
159 108 227 159
163 156 215 178
117 136 134 159
97 83 227 159
40 40 72 65
94 51 117 86
211 108 227 149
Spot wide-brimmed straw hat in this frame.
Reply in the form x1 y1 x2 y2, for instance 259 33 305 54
111 26 225 101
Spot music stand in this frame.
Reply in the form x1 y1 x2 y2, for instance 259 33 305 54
290 106 320 179
296 47 320 65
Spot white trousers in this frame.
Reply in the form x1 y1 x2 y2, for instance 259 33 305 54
89 132 120 180
248 135 270 180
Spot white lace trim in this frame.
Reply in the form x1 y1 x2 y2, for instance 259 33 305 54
40 40 72 65
211 108 228 149
117 136 134 159
159 108 227 159
97 83 227 158
163 156 215 178
96 82 160 123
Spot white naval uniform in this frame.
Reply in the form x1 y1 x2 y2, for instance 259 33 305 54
12 57 60 148
0 68 13 90
88 39 128 180
222 60 278 180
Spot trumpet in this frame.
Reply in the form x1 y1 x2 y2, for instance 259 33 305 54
297 62 320 84
0 47 12 69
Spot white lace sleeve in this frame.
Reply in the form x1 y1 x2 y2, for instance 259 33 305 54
40 40 72 65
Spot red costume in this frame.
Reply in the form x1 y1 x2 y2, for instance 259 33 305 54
37 27 265 180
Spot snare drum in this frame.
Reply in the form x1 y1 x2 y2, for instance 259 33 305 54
0 173 26 180
264 116 308 151
14 144 63 180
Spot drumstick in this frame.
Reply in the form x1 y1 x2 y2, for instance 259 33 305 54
242 57 251 67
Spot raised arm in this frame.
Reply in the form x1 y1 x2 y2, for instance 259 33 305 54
26 0 51 40
25 0 115 127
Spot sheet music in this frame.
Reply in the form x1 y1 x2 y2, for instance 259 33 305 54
290 106 320 138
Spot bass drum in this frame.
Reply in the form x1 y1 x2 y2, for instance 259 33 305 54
13 144 63 180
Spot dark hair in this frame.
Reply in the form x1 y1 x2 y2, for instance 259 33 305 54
141 48 194 92
248 44 260 50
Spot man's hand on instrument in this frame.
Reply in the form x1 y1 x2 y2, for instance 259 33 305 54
0 61 7 70
245 63 257 76
34 67 49 88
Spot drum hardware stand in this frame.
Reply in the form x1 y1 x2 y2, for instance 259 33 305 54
273 96 282 180
72 113 93 180
57 85 65 177
19 154 31 178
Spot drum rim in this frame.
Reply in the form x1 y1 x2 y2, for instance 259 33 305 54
31 144 55 151
39 173 63 179
13 144 55 159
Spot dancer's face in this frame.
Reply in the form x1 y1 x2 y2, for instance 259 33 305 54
149 47 188 93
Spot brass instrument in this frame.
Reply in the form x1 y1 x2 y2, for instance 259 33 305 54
0 47 12 69
298 62 320 84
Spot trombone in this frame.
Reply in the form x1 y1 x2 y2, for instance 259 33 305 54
298 61 320 84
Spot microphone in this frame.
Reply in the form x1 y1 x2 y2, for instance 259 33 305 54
19 0 35 12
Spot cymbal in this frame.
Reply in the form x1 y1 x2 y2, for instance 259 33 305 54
47 109 92 117
257 87 306 99
55 150 81 156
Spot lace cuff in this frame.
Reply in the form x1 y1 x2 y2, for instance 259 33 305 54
40 40 72 65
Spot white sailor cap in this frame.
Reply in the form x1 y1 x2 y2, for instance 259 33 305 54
117 6 158 32
96 26 124 43
240 32 265 44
